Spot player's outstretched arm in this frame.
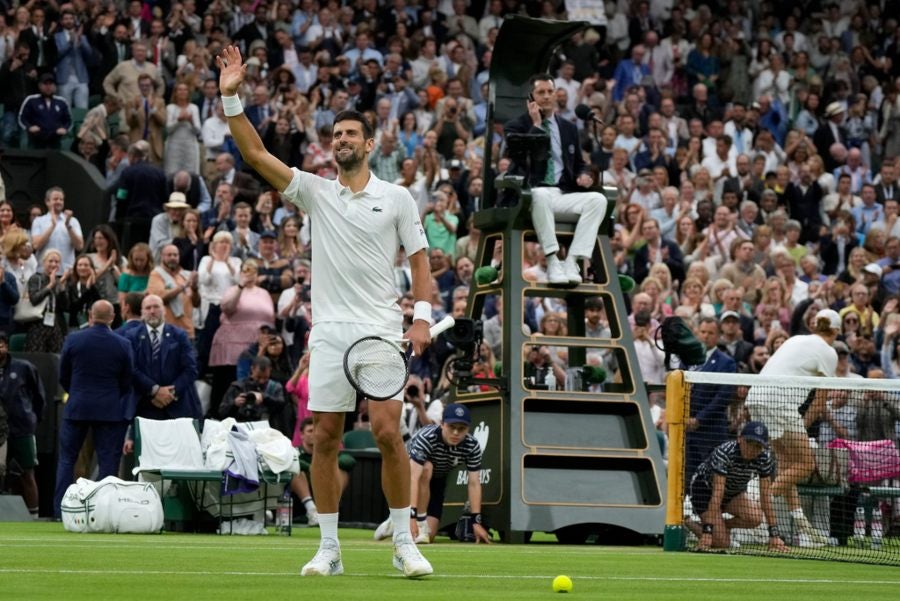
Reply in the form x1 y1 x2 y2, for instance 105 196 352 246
216 45 293 192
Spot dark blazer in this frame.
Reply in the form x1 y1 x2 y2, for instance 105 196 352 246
813 122 847 172
209 171 261 206
685 348 737 478
819 233 859 276
60 324 134 421
504 111 586 192
632 239 685 285
0 356 45 437
719 339 754 368
125 323 202 420
18 26 57 73
166 172 207 209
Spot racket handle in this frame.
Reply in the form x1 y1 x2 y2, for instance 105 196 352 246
429 315 456 340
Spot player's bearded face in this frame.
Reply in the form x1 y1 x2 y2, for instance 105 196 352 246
334 137 366 169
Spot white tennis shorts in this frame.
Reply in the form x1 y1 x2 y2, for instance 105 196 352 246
308 321 404 413
745 401 806 441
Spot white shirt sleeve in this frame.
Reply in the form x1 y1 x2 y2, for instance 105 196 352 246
281 167 315 212
394 188 429 256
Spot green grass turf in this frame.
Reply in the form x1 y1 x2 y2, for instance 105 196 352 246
1 523 898 601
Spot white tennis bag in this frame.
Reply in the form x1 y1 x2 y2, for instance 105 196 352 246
62 476 163 534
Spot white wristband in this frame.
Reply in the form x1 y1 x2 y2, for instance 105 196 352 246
221 94 243 117
413 301 432 324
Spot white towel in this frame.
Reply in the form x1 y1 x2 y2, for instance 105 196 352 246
133 417 205 474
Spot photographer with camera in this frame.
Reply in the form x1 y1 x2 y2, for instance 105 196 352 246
400 374 443 442
219 355 291 436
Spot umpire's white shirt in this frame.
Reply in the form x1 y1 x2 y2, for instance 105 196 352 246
281 167 428 329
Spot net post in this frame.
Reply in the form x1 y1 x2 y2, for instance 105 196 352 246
663 369 686 551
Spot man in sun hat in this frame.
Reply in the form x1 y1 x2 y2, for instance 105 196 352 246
149 192 192 260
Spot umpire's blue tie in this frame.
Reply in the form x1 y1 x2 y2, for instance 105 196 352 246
150 328 161 364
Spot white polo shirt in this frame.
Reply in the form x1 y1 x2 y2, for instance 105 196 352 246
746 334 838 410
31 213 83 271
281 167 428 329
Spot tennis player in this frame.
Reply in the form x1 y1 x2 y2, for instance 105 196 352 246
687 421 789 552
744 309 840 546
216 46 433 578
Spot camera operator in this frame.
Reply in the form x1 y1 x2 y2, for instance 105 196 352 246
400 374 443 442
218 356 290 435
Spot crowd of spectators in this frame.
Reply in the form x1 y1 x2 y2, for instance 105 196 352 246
1 0 900 514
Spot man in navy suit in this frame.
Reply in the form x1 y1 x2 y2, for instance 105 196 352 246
632 218 685 285
685 317 737 482
124 294 202 428
504 73 608 285
54 300 134 517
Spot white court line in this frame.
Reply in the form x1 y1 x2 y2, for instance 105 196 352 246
0 568 897 585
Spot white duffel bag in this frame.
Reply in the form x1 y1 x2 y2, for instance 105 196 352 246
62 476 163 534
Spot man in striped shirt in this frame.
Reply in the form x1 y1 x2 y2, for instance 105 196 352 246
374 403 491 544
687 421 788 552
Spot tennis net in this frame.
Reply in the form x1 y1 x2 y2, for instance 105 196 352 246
663 370 900 566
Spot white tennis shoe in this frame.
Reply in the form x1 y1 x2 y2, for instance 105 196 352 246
794 514 829 546
546 255 569 284
373 517 394 540
414 521 431 545
563 256 582 284
392 533 433 578
301 538 344 576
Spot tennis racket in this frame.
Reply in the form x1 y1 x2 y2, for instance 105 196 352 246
343 315 456 401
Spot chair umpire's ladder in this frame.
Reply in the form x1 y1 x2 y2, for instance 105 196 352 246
439 16 667 544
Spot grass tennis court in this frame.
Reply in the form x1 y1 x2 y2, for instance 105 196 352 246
2 523 899 600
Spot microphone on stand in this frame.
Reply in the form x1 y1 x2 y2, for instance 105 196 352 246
574 104 604 126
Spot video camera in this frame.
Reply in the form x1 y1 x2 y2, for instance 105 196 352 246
444 317 484 381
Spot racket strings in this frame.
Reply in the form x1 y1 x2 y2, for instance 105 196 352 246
345 338 408 399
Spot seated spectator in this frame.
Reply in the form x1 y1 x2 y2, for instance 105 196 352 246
173 209 206 272
117 243 153 308
289 416 356 527
504 73 608 285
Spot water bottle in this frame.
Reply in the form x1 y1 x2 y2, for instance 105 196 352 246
544 370 556 391
852 506 866 543
870 507 883 550
276 487 292 536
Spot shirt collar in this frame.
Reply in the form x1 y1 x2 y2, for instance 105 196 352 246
146 323 162 337
337 171 384 200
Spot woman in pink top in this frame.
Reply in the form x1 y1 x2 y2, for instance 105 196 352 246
287 352 312 447
208 259 275 415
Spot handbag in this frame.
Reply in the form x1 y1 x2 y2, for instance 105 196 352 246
14 289 48 323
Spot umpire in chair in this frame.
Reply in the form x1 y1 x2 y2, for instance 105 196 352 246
504 73 608 285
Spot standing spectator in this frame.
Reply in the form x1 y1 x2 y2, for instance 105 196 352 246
124 294 202 425
0 41 38 148
125 74 167 165
54 10 93 110
814 102 848 172
422 191 458 259
54 301 133 518
0 259 19 336
102 41 164 106
23 248 69 353
612 45 649 103
173 209 205 272
208 259 275 416
18 72 71 149
86 225 124 325
30 187 83 271
147 244 196 339
17 6 55 75
164 82 202 176
64 255 101 329
0 332 45 516
229 202 260 260
116 141 168 249
197 231 240 375
208 152 261 205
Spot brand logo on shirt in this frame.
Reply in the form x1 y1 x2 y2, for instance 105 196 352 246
372 206 383 212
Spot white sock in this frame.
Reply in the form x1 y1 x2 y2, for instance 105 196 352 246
318 512 339 543
390 506 411 539
302 496 317 512
791 508 806 519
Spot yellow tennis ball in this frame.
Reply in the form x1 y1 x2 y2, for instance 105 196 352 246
552 575 573 593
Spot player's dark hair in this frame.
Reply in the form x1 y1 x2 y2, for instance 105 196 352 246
334 109 374 140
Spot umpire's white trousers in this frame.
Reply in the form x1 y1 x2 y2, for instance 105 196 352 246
530 187 608 259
